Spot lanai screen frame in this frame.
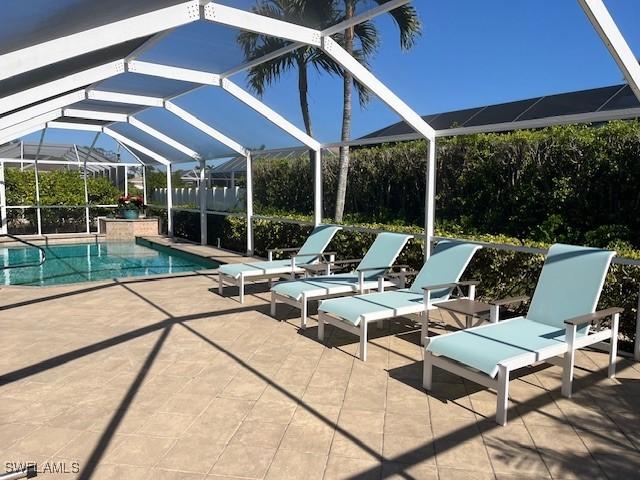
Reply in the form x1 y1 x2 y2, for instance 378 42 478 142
0 0 638 260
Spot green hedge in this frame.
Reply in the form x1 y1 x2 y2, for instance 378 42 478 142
169 210 638 352
254 121 640 249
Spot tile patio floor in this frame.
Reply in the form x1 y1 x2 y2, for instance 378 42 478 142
1 272 640 479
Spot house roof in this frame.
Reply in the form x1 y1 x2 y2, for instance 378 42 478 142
360 84 640 140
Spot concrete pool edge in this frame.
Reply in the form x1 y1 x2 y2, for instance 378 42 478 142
136 236 261 267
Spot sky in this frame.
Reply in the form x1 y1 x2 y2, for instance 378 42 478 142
16 0 640 169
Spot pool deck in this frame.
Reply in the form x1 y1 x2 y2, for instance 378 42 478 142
139 236 262 266
1 273 640 479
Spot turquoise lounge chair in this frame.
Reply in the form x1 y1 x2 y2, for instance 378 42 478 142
217 225 341 303
317 240 481 361
270 232 413 329
424 243 622 426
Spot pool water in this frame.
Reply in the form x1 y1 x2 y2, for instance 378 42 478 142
0 241 218 286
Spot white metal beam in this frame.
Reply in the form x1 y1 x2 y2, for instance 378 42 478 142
321 36 435 141
245 151 253 255
0 124 47 145
0 1 200 81
0 161 7 234
0 110 62 144
164 101 248 156
127 60 221 85
63 108 128 123
166 163 173 236
47 121 103 132
221 0 411 79
0 60 125 116
314 149 322 226
199 158 207 246
202 2 321 46
88 90 164 107
104 127 170 166
0 90 86 130
424 139 436 258
578 0 640 101
128 116 200 159
221 79 320 150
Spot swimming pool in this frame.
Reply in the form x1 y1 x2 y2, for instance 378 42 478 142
0 240 218 286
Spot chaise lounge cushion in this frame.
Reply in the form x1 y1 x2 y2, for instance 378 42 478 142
426 317 574 377
219 260 295 279
272 273 370 301
318 289 423 326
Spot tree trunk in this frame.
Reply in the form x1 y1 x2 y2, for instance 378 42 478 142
334 0 355 223
297 55 312 137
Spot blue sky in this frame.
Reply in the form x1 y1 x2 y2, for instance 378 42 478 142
21 0 640 167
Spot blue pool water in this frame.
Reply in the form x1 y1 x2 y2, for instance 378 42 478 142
0 240 218 286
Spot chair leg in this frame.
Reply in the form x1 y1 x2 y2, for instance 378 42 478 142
218 272 223 295
423 350 433 390
360 321 368 361
496 364 509 426
238 275 245 304
300 296 308 329
609 313 620 378
562 324 577 398
318 314 325 341
421 310 429 346
270 292 276 317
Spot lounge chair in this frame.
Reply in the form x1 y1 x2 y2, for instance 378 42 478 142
317 240 481 361
217 224 341 303
424 243 622 426
270 232 413 329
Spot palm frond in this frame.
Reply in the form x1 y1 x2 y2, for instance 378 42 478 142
372 1 422 50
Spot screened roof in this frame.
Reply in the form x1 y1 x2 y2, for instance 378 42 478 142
0 0 414 166
0 0 638 166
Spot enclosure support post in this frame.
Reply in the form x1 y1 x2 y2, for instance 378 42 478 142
83 158 90 234
635 286 640 361
199 159 207 246
124 166 128 197
246 152 254 256
424 138 436 258
0 161 7 235
314 149 322 226
142 165 148 205
166 164 173 237
34 160 42 236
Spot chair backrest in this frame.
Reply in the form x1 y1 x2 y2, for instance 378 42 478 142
526 243 615 330
408 241 482 298
356 232 413 280
295 225 342 264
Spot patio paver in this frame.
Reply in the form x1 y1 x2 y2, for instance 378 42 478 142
1 272 639 479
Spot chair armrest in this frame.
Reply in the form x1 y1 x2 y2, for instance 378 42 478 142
421 282 459 292
357 265 395 273
267 246 300 261
383 270 420 278
268 247 300 254
490 295 530 307
325 258 363 266
564 307 624 327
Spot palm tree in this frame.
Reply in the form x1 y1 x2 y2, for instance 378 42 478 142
237 0 342 138
238 0 420 220
334 0 421 222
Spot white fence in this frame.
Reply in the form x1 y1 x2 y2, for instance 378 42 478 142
150 187 245 212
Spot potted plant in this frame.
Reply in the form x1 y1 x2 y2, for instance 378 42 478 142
117 195 145 219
